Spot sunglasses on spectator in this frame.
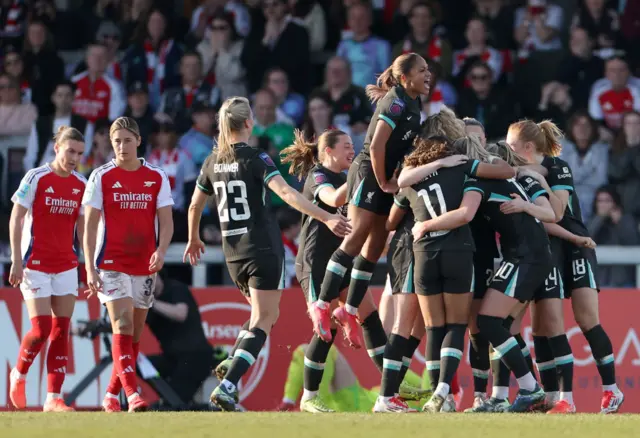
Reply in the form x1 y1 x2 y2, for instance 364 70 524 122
470 74 489 81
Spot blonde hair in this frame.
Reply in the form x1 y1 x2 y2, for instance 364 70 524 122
452 136 494 162
487 141 528 167
217 96 251 163
110 116 141 140
508 119 564 157
365 53 424 103
421 106 466 140
53 125 84 145
280 129 347 179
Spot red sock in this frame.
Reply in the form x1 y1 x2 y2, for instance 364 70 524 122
111 334 138 398
46 317 71 394
451 372 460 395
106 341 139 396
15 316 52 375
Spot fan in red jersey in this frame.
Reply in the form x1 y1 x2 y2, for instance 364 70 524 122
8 126 87 413
82 117 174 413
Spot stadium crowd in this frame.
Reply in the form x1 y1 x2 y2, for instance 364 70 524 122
0 0 639 287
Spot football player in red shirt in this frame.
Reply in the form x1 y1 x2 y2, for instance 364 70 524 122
83 117 174 412
9 126 87 412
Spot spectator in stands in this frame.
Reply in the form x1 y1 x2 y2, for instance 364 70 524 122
455 60 515 141
179 99 217 169
422 59 456 118
2 47 30 103
337 1 390 88
86 21 124 82
264 67 305 126
146 269 215 407
120 0 153 45
77 118 113 177
559 110 609 222
536 81 574 129
557 27 604 111
473 0 515 50
392 2 452 78
588 186 640 287
319 56 370 151
122 7 184 109
242 0 310 94
22 19 64 117
572 0 621 51
589 56 640 134
608 110 640 220
196 10 247 101
190 0 251 41
513 0 563 61
0 74 36 136
72 42 126 123
301 91 339 141
23 80 92 171
452 17 503 86
158 51 219 134
0 0 27 52
147 118 197 214
463 117 486 147
123 81 154 157
289 0 327 55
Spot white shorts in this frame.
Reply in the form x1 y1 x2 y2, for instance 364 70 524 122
98 270 156 309
20 267 79 300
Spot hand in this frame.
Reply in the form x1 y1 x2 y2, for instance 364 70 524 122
412 221 428 241
325 214 352 238
381 178 399 194
609 208 622 224
439 154 468 168
85 269 103 298
573 236 596 249
183 239 206 266
500 194 528 214
517 168 544 182
149 250 165 273
9 262 23 288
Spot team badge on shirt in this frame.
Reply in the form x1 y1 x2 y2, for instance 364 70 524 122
259 152 275 166
314 172 328 184
389 99 405 116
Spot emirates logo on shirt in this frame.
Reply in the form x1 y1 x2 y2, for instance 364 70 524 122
45 197 78 215
113 192 153 209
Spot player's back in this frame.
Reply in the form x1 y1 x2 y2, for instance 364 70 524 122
390 190 415 248
199 144 283 261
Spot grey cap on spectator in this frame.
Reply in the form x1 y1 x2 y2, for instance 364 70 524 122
96 21 122 41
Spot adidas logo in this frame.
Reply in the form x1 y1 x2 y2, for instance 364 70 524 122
112 181 123 189
54 367 66 373
122 366 135 374
45 186 54 194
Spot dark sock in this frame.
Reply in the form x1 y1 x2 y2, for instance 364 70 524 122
318 249 354 303
439 324 466 386
514 333 535 377
231 320 251 357
362 311 387 371
477 315 531 379
345 256 376 312
583 325 616 386
491 317 515 392
533 335 559 393
399 335 422 383
469 332 490 394
303 330 337 392
425 326 446 391
225 328 267 386
548 334 574 393
381 334 408 397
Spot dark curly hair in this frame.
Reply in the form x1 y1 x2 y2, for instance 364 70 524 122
404 135 453 167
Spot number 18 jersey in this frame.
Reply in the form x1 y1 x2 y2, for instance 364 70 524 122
197 143 284 261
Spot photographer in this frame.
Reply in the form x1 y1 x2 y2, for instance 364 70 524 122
145 270 215 406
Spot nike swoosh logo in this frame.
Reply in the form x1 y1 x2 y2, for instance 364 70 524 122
407 116 412 120
545 287 554 291
573 275 584 281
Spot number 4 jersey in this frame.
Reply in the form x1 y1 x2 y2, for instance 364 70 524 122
197 143 284 261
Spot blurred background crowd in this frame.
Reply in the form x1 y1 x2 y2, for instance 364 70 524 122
0 0 639 287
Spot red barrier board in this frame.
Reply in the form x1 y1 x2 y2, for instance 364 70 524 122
1 287 639 412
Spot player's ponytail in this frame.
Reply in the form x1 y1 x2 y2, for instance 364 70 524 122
538 120 564 157
217 96 251 164
280 128 348 179
405 135 453 167
487 141 528 167
53 125 84 145
508 119 563 157
366 52 423 103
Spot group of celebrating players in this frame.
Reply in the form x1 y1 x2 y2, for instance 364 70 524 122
6 51 625 415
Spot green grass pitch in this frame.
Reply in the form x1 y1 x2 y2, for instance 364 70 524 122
1 413 640 438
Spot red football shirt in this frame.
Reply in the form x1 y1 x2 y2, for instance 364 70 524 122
12 165 86 274
82 159 174 275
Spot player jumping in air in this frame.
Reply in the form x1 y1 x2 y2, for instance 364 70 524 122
9 126 86 412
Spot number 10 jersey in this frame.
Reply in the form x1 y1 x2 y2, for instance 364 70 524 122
197 143 284 262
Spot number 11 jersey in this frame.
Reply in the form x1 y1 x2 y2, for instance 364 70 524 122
197 143 284 261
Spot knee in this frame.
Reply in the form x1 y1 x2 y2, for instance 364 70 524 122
392 322 412 338
112 313 134 334
476 314 501 334
50 317 71 341
252 307 280 333
574 309 599 332
31 317 53 342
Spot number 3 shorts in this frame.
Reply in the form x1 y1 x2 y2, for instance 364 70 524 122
20 267 79 300
98 270 157 309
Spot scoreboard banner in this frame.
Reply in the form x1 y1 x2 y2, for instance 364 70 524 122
1 287 639 412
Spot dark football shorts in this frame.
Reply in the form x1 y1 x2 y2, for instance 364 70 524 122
388 239 415 295
490 258 551 303
472 253 496 300
414 250 474 296
226 253 285 296
347 156 393 216
562 243 600 297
